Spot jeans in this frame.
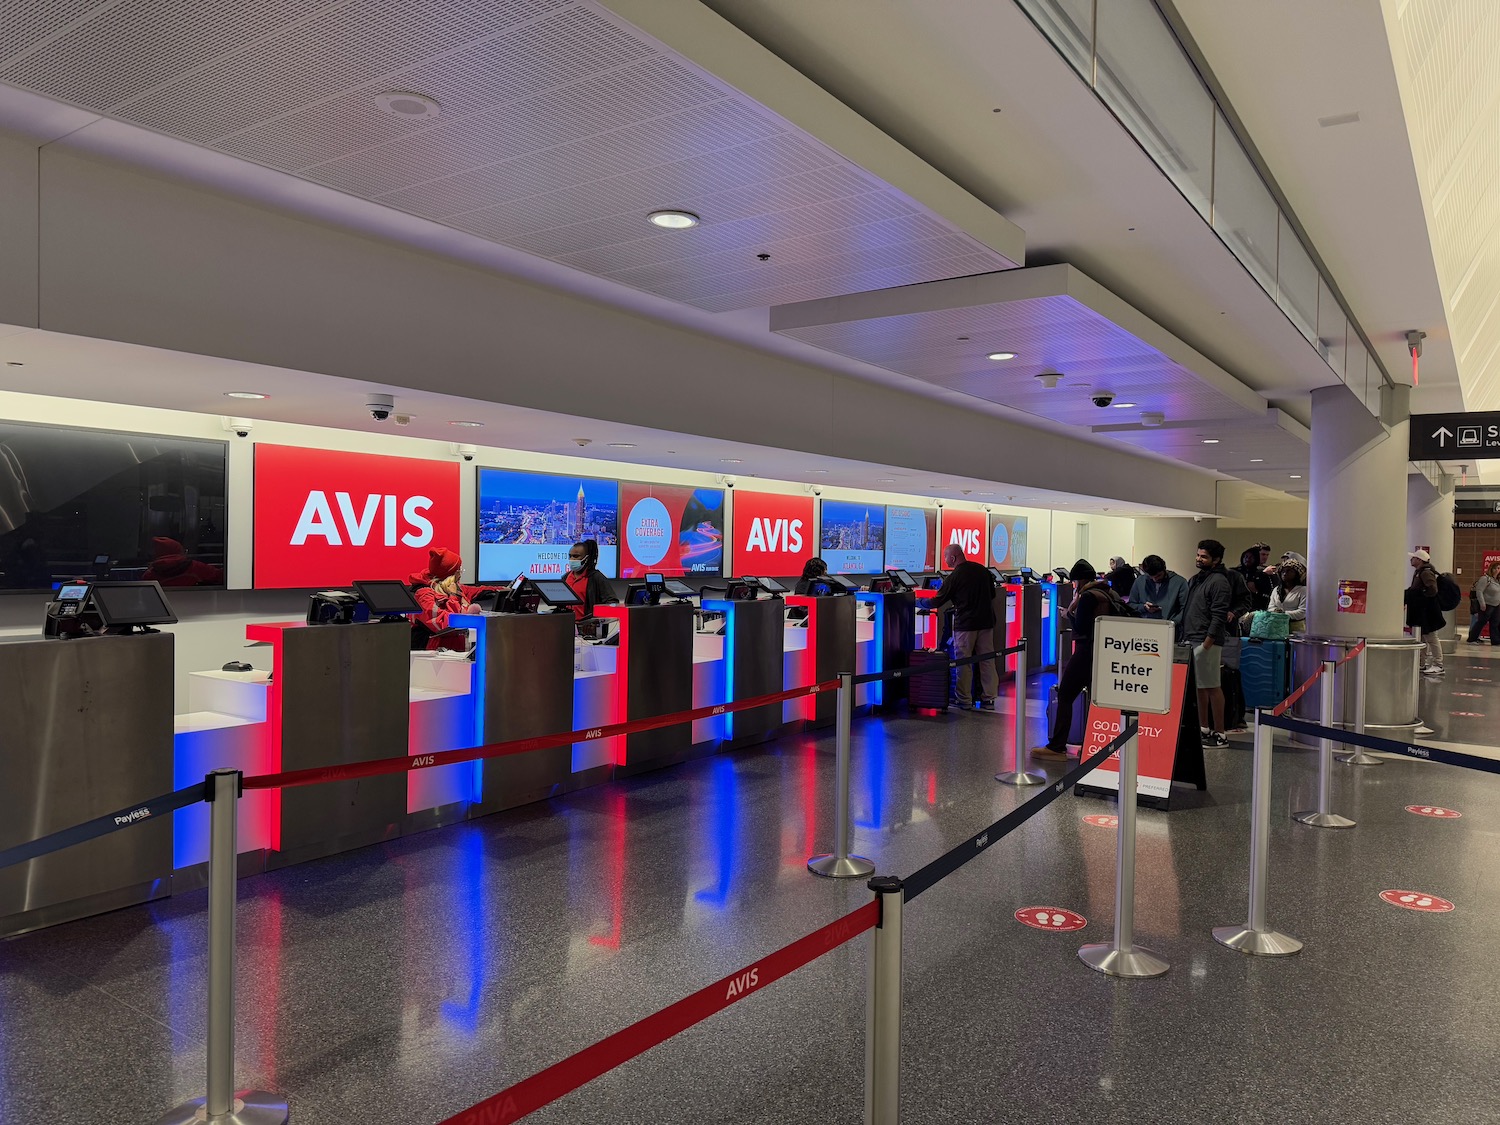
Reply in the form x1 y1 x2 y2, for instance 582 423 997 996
1469 604 1500 644
952 628 998 705
1048 644 1092 750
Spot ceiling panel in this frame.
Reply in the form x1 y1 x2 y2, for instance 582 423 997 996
0 0 1017 312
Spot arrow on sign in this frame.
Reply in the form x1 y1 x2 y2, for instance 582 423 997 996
1433 426 1454 447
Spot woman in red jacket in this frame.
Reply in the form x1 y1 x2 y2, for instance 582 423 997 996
408 547 487 651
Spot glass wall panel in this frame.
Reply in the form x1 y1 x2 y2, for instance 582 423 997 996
1095 0 1213 218
1212 113 1278 292
1015 0 1094 82
1317 276 1347 378
1346 335 1370 406
1275 213 1317 342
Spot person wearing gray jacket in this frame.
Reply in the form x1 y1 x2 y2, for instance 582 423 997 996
1470 560 1500 645
1129 555 1188 631
1183 539 1233 747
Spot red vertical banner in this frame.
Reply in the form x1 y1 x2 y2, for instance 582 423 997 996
937 509 987 566
731 492 815 576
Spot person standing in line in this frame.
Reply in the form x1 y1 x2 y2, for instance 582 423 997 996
1237 546 1273 611
1183 539 1233 748
1130 554 1188 631
929 543 998 710
1032 560 1112 762
1405 549 1446 675
1468 559 1500 645
1267 558 1308 631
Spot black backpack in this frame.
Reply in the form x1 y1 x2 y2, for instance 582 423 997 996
1436 572 1462 613
1094 585 1140 619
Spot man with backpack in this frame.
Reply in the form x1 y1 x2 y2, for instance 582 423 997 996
1407 549 1456 675
931 542 998 709
1183 539 1233 748
1031 559 1129 762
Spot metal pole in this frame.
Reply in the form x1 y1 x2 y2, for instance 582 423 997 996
996 638 1045 786
1338 641 1382 766
1079 716 1168 978
809 673 875 878
1294 660 1355 828
864 876 904 1125
1213 711 1303 955
157 771 288 1125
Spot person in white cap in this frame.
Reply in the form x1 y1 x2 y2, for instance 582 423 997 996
1405 549 1446 675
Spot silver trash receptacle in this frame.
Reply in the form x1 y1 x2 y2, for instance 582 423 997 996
1289 635 1422 740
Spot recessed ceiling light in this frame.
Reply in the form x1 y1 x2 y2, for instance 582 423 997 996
648 209 700 230
808 469 828 474
607 442 636 449
1111 401 1137 408
375 91 440 120
1250 458 1265 463
1290 474 1302 479
224 391 267 400
1201 438 1220 444
877 478 895 483
721 458 742 463
987 351 1017 361
448 420 484 427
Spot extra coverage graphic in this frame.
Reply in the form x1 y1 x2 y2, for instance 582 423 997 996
819 500 885 574
991 516 1028 570
476 468 619 581
884 506 936 572
619 484 724 578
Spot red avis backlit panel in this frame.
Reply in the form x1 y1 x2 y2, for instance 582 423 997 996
731 491 814 576
938 509 988 567
253 445 462 588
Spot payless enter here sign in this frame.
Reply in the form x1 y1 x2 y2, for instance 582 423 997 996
1091 618 1175 716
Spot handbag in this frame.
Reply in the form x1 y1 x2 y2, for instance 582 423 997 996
1249 610 1290 640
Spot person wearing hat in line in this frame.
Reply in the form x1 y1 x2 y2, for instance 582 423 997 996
1406 548 1447 675
1032 559 1113 761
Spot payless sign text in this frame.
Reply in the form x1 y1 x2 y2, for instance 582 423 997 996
1090 618 1175 715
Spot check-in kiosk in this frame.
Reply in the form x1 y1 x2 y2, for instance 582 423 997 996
596 600 696 775
1003 574 1044 673
855 587 916 708
702 579 785 748
785 586 858 729
1039 579 1064 671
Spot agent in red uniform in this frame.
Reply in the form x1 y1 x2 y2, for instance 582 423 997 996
563 538 615 622
408 546 487 651
142 537 224 587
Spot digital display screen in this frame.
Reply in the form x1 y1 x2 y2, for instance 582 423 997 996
891 569 916 587
646 573 664 585
757 576 789 594
353 579 422 616
477 468 618 581
991 516 1029 570
663 579 695 599
56 584 90 601
618 483 724 578
531 580 582 607
90 581 177 626
819 500 885 575
883 506 936 572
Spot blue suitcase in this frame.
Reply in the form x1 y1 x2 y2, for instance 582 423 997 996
1240 639 1289 711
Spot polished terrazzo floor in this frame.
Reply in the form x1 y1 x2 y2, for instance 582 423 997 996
5 657 1500 1125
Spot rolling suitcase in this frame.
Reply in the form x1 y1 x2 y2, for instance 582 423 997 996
908 648 951 713
1240 638 1289 711
1046 685 1089 746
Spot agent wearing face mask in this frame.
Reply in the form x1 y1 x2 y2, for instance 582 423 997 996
563 538 617 622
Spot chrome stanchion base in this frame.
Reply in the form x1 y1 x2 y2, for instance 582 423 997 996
1336 749 1383 766
995 769 1047 787
807 853 875 879
1211 924 1303 957
156 1091 289 1125
1293 810 1356 829
1077 944 1169 978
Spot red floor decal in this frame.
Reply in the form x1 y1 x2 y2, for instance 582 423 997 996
1380 890 1455 913
1406 805 1462 819
1015 907 1087 932
1082 814 1118 829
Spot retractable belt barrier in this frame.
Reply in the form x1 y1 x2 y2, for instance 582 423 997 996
0 781 207 873
436 900 881 1125
1271 639 1367 718
852 645 1021 687
1262 712 1500 777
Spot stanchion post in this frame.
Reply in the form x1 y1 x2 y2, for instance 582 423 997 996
1338 641 1381 766
157 770 288 1124
864 876 904 1125
1079 715 1168 978
1294 660 1355 828
1213 711 1303 956
809 673 876 878
996 638 1045 787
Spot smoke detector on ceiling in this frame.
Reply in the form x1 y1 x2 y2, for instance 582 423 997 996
1034 372 1062 389
1140 411 1165 427
375 92 440 120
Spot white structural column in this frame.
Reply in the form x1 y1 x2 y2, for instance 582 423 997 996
1407 472 1455 574
1134 516 1216 577
1307 384 1410 639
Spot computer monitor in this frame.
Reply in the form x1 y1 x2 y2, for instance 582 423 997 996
662 579 695 600
352 580 422 619
756 576 790 595
923 574 944 591
726 580 759 601
90 581 178 629
887 569 916 589
531 580 582 607
626 583 658 606
827 574 858 593
867 575 895 593
988 566 1005 582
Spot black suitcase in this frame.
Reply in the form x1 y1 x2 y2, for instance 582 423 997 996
908 649 951 712
1046 685 1089 746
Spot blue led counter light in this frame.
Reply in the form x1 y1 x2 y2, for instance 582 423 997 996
699 598 738 740
854 592 887 706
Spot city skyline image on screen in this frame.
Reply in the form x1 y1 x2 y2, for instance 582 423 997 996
820 499 885 574
619 483 724 578
476 468 619 581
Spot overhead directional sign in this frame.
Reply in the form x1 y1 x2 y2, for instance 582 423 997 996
1409 412 1500 460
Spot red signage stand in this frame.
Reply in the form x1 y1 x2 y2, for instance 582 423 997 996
1074 662 1206 810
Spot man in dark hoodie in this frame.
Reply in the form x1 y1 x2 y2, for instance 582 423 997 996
1032 559 1113 761
1406 549 1446 675
1183 539 1233 748
930 543 998 709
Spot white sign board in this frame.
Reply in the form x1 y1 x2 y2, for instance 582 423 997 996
1091 617 1175 716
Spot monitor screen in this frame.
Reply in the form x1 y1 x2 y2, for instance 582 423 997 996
476 468 619 582
883 506 937 572
626 583 654 606
819 500 885 574
531 580 582 607
90 581 177 626
662 579 695 599
0 421 226 593
56 583 90 601
924 574 944 591
827 574 859 592
890 569 916 588
757 576 790 594
989 566 1005 582
352 580 422 616
618 483 725 578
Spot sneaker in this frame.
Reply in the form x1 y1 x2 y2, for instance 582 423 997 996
978 698 996 710
1204 732 1229 748
1199 726 1212 738
1422 666 1445 677
1030 746 1070 762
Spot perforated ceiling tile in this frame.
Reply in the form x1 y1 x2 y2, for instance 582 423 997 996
0 0 115 72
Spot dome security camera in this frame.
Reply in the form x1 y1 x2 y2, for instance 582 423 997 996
451 443 477 462
1091 391 1116 408
221 416 253 438
367 392 395 421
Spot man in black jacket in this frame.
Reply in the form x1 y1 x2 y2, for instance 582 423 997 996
1183 539 1233 748
1032 559 1111 762
931 543 997 709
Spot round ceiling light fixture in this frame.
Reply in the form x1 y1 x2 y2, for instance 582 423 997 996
1201 438 1219 445
1111 401 1137 408
448 420 484 428
375 91 441 121
607 442 636 449
1290 474 1303 479
987 351 1017 361
224 391 268 400
648 209 700 230
1250 458 1265 463
720 458 742 464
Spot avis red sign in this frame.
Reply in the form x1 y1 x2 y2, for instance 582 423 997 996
938 509 987 563
731 491 813 576
254 445 460 589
